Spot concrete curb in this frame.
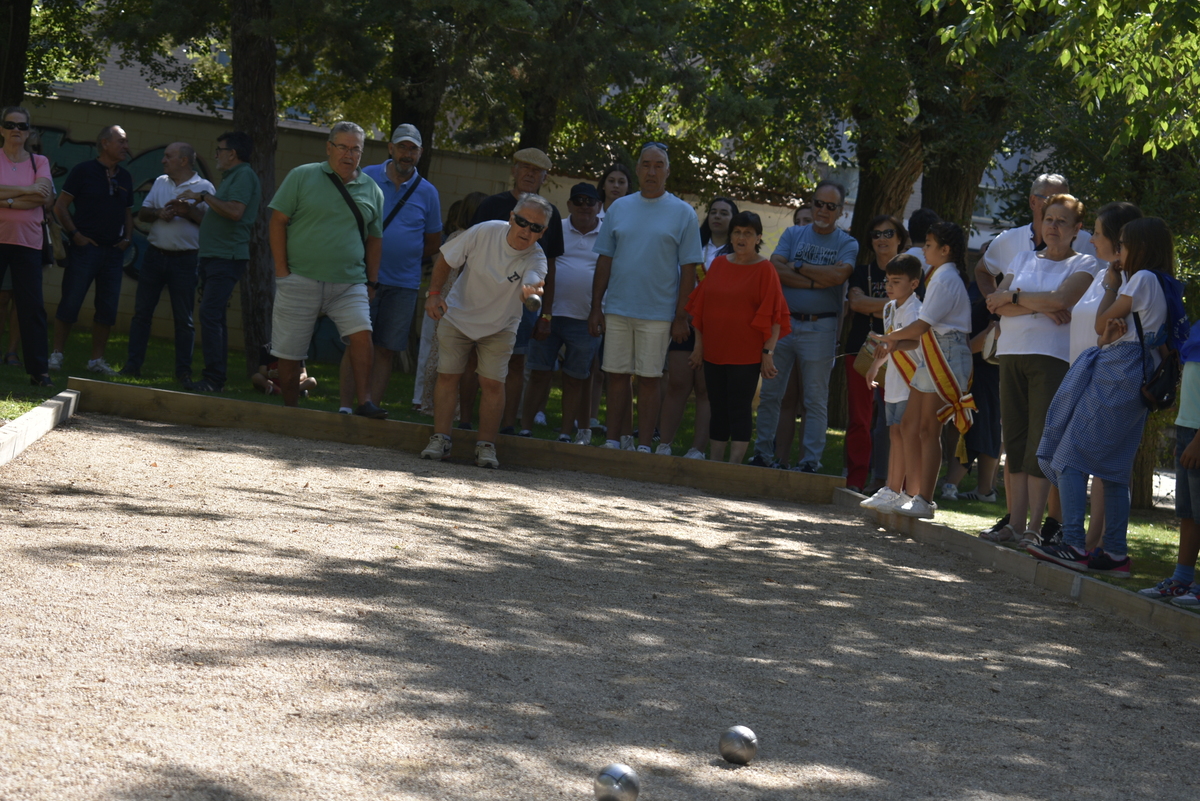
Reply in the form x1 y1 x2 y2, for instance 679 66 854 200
833 487 1200 646
0 389 80 469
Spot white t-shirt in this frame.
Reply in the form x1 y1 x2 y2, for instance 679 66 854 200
982 222 1095 277
439 220 548 340
702 240 726 270
1069 264 1122 364
554 217 602 320
1111 269 1167 354
997 251 1098 361
918 263 971 335
141 172 216 251
883 292 923 404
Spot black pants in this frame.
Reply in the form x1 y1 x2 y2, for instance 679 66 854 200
0 243 49 376
704 361 760 442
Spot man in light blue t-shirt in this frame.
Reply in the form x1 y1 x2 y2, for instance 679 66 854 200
752 180 859 472
588 143 703 452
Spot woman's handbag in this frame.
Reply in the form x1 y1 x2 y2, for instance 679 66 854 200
1134 311 1180 411
852 337 884 391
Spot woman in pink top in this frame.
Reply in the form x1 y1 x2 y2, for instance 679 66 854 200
0 106 54 385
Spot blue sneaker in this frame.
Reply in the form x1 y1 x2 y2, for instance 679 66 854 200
1026 542 1089 571
1086 549 1132 577
1138 577 1193 600
1171 584 1200 608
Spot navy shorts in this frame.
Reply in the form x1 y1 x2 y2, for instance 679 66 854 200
527 316 600 379
370 284 419 352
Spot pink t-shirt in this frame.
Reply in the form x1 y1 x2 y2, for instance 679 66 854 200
0 151 51 251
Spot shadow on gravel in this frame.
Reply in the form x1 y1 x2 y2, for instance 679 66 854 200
113 763 269 801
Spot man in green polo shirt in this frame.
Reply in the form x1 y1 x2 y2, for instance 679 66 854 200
268 121 386 416
169 130 262 393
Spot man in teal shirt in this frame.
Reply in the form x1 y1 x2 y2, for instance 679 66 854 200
169 131 261 393
268 121 385 415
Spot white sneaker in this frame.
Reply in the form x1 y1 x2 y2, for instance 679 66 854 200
683 448 706 460
897 495 937 519
475 441 499 468
87 358 117 376
636 445 652 453
655 443 673 455
420 433 452 460
602 440 621 449
573 428 592 445
940 482 958 501
533 411 547 427
860 487 900 510
620 435 635 451
48 351 64 371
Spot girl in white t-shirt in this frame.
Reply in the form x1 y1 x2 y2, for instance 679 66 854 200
878 222 972 520
1030 216 1179 577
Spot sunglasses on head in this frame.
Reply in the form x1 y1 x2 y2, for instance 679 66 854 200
871 229 896 239
2 121 30 131
812 199 840 211
513 214 546 234
642 141 669 153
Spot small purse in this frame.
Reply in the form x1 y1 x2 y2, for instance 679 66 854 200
853 337 885 391
1134 311 1179 412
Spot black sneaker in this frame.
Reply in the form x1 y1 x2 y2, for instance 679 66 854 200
457 421 474 431
118 365 140 377
354 401 388 419
1040 516 1063 546
979 513 1011 537
499 425 515 435
185 379 223 393
1026 542 1089 571
748 454 772 468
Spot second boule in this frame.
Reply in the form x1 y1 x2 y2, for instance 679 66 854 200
594 763 639 801
719 725 758 765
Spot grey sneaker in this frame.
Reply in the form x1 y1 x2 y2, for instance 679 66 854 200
475 441 499 468
47 351 63 371
87 357 117 376
420 433 452 460
683 447 706 460
573 428 592 445
654 443 673 455
620 434 635 451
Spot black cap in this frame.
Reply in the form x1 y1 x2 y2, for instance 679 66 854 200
569 182 601 201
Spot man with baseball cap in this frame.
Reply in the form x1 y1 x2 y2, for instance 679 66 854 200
338 123 442 413
520 182 603 444
468 147 565 434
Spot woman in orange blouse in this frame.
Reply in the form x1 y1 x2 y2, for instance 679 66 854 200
687 211 791 463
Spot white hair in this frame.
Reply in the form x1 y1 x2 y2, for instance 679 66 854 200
639 144 670 168
513 193 553 221
1032 173 1069 194
328 121 365 141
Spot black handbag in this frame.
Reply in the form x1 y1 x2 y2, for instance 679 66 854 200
1134 311 1180 411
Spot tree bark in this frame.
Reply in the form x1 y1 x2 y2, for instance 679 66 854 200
230 0 277 377
0 0 33 107
848 122 923 244
517 87 558 152
1131 409 1167 509
918 94 1008 229
389 23 447 180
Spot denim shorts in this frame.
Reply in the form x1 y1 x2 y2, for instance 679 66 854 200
57 243 124 326
527 316 600 378
885 400 908 427
370 284 419 352
270 273 371 361
1176 426 1200 519
910 330 972 395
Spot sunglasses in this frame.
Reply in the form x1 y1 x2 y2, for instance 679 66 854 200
570 196 598 206
642 141 669 153
513 214 546 234
812 199 840 211
2 121 30 131
871 229 896 239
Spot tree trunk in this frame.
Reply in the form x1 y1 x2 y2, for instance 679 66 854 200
918 95 1008 229
230 0 277 377
0 0 33 107
517 88 558 152
390 23 447 179
1131 409 1167 509
849 124 923 244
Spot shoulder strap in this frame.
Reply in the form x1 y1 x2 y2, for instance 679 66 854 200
326 170 366 245
1133 311 1152 382
382 174 421 232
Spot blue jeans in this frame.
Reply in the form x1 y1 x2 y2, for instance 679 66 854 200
126 245 199 377
1059 466 1130 556
753 317 838 468
197 257 246 387
57 243 123 326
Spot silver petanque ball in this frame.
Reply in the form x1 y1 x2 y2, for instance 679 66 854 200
719 725 758 765
594 762 640 801
524 293 542 313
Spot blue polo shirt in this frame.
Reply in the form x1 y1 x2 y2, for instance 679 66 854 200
362 163 442 289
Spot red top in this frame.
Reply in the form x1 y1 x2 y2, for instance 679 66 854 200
685 255 791 364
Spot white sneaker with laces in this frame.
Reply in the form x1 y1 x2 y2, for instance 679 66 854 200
48 351 64 371
683 448 706 460
636 445 652 453
860 487 900 510
87 358 117 376
533 411 548 427
573 429 592 445
940 482 958 501
602 439 621 449
475 441 499 468
655 443 673 455
620 435 635 451
420 433 452 460
897 495 937 519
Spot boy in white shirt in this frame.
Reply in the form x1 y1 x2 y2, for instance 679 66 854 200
860 254 923 511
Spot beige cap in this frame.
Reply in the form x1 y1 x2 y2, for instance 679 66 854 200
513 147 552 171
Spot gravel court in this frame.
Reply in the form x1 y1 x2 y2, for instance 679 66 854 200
1 414 1198 801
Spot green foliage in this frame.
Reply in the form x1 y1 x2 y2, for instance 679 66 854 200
25 0 107 94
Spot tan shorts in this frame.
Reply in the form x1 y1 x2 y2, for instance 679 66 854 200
436 322 517 382
601 314 672 377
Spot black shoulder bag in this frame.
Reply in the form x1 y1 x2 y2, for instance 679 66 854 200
1133 311 1180 411
382 175 422 232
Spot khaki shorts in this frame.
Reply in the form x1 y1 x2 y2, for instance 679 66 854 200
437 321 517 382
601 314 672 377
999 353 1069 478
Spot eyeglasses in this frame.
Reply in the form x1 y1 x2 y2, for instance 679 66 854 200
570 196 597 206
642 141 669 153
215 146 234 153
812 199 841 211
1 121 30 131
512 214 547 234
1032 192 1052 201
871 229 896 239
330 142 364 157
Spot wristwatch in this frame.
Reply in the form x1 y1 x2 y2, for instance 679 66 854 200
366 280 379 289
762 348 773 355
1012 290 1020 306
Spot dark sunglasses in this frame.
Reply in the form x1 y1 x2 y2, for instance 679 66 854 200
642 141 669 153
2 121 30 131
570 196 598 206
812 199 840 211
513 214 546 234
871 229 896 239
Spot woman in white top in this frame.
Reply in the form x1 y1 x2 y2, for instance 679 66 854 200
1030 217 1180 576
982 195 1097 546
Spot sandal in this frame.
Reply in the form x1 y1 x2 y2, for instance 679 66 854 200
980 524 1020 544
3 351 20 367
1019 529 1043 548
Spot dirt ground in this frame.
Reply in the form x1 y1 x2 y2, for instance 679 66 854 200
1 414 1198 801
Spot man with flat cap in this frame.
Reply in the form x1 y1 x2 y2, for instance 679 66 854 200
338 123 442 413
469 147 564 434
